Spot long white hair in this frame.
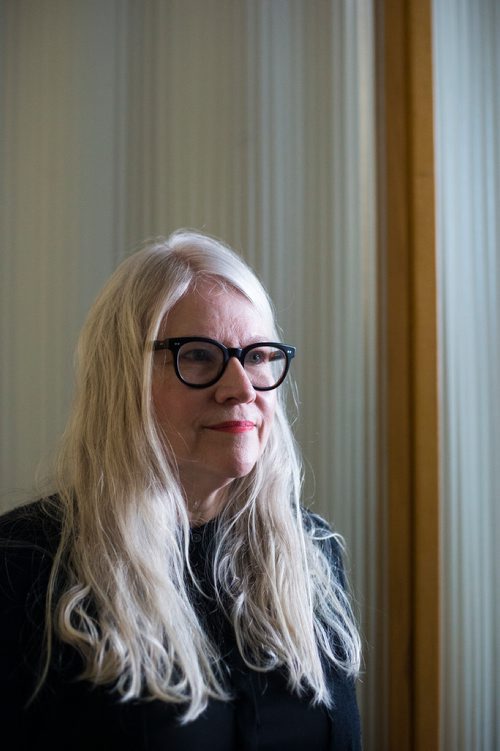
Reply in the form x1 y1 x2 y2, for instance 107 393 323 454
43 229 360 721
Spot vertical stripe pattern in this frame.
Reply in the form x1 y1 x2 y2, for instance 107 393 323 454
433 0 500 748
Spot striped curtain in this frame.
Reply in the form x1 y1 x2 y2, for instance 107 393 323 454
433 0 500 748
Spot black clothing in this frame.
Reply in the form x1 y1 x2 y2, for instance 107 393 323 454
0 500 361 750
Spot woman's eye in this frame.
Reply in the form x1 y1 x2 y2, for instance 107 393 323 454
247 350 266 365
181 348 215 363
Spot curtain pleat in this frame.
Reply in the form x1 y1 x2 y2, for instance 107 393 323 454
433 0 500 747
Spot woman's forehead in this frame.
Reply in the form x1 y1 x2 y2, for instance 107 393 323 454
160 279 275 339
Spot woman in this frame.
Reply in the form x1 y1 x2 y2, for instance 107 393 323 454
0 230 362 749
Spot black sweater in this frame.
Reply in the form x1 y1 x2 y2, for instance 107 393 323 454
0 500 361 750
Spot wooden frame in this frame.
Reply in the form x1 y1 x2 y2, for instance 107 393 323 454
376 1 440 748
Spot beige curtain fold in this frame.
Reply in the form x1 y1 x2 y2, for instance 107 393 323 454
433 0 500 748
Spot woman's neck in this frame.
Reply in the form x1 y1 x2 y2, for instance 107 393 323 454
186 486 229 527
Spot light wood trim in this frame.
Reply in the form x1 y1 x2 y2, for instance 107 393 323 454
377 0 413 744
408 2 440 747
376 0 440 748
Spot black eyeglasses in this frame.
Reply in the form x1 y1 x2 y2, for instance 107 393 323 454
153 336 296 390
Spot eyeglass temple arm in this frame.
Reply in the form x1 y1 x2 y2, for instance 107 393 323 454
153 340 169 351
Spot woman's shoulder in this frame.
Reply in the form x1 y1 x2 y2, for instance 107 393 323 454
301 507 342 548
0 496 62 548
0 496 63 599
302 507 333 532
301 507 348 584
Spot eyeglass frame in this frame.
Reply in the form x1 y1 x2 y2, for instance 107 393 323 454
152 336 296 390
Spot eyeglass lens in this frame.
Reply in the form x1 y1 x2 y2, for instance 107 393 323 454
177 342 287 388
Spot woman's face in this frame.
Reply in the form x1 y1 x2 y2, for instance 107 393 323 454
152 280 277 507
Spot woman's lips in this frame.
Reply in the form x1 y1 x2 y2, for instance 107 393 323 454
207 420 256 433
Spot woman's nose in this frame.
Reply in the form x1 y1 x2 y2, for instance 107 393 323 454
214 357 256 403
